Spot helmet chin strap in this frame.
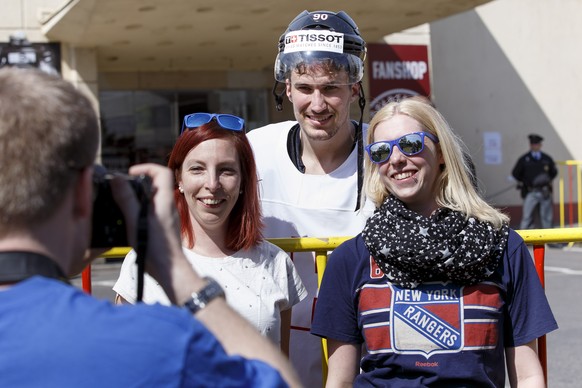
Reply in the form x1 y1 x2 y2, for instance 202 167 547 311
272 81 286 112
355 81 366 211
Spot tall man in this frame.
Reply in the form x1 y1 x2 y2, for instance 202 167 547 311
0 67 300 387
247 10 371 386
512 134 557 229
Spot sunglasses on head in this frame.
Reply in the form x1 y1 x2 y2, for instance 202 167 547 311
181 113 245 134
365 131 439 164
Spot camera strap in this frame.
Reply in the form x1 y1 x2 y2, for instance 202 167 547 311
135 192 149 302
0 251 69 285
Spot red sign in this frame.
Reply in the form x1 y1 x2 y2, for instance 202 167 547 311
367 43 431 117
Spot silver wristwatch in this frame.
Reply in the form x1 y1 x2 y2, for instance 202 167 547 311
183 277 225 314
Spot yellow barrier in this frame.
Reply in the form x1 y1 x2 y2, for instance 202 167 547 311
89 227 582 386
517 226 582 243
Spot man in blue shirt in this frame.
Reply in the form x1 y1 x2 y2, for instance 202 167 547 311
0 67 300 387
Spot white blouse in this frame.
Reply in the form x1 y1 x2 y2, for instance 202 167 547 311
113 240 307 347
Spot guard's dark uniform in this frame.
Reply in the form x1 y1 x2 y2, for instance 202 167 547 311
512 144 557 229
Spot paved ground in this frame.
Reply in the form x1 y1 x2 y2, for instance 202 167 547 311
71 258 122 302
72 245 582 387
543 245 582 388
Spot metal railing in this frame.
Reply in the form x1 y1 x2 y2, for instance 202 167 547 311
83 227 582 386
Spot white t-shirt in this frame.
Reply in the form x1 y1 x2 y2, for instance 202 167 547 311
247 121 373 387
113 240 307 347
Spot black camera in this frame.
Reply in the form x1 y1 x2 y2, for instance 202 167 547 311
90 165 151 248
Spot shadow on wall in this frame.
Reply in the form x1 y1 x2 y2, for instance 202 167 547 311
429 9 572 210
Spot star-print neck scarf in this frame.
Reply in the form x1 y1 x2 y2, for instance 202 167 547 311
362 196 510 288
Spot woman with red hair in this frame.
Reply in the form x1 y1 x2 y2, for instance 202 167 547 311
114 113 306 354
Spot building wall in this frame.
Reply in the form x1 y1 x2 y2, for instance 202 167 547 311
0 0 62 42
1 2 99 116
430 0 582 226
4 0 580 226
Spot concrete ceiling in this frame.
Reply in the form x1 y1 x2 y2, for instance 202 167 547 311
42 0 491 73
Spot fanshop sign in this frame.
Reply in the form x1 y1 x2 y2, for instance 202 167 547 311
367 43 430 117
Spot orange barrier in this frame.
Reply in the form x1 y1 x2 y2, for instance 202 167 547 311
83 227 582 385
532 244 547 385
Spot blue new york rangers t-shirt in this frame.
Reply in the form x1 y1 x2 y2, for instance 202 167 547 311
311 230 557 387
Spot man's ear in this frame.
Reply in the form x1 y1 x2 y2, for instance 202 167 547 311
350 83 360 103
285 79 292 102
73 166 94 219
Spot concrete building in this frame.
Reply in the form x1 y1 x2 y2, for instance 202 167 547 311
2 0 580 226
430 0 582 225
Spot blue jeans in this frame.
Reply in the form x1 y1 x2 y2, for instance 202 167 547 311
520 190 554 229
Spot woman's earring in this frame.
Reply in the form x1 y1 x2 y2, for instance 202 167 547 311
239 189 243 194
179 186 184 193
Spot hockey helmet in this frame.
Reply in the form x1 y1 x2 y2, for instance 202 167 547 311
274 10 367 84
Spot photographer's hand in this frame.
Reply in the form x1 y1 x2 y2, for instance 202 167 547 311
111 164 201 302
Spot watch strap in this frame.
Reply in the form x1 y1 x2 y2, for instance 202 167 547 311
183 277 225 314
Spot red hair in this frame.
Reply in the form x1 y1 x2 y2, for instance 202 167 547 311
167 121 263 251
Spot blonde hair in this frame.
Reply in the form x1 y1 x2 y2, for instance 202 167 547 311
362 97 508 228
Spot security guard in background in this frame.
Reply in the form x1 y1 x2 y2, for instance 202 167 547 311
512 134 557 229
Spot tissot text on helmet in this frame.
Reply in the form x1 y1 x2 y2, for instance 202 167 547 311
284 31 344 54
372 60 428 80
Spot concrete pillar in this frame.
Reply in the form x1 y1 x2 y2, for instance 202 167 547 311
60 44 102 162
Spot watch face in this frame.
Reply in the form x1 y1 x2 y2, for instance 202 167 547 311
184 277 225 313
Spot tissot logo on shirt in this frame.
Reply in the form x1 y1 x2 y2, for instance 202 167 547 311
283 30 344 54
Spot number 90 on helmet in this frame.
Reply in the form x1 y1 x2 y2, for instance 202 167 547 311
274 10 367 84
